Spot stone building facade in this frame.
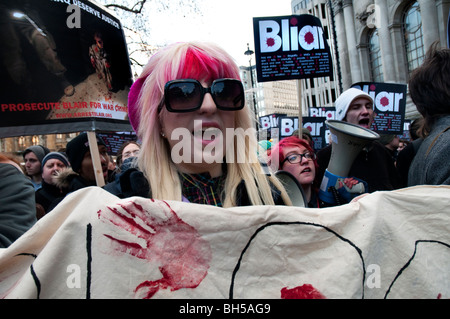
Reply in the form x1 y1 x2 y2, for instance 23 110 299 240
292 0 450 118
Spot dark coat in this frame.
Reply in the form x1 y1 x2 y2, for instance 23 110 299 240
315 141 401 193
0 164 37 248
408 115 450 186
103 168 286 206
48 168 97 212
35 180 68 216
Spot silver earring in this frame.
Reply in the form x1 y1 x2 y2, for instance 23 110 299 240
160 131 166 137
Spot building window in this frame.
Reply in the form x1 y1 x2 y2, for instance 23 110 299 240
368 29 384 82
403 1 425 74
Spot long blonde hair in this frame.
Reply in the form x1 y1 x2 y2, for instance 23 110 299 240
129 41 291 207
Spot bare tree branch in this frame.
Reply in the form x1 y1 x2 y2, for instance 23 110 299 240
103 0 147 14
97 0 204 74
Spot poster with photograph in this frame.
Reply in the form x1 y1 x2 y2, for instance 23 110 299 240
0 0 133 137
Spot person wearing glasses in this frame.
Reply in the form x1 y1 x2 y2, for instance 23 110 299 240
269 136 359 208
115 141 141 172
105 41 292 207
104 141 141 193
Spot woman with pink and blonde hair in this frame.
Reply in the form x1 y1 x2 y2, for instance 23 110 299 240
107 41 291 207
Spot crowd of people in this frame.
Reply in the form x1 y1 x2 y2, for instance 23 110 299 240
1 41 449 248
0 134 141 248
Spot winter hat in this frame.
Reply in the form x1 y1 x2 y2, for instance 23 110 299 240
335 88 373 121
23 145 50 163
41 152 70 169
66 132 106 173
128 76 146 133
258 140 272 151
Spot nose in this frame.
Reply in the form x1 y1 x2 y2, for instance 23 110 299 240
198 92 216 114
299 155 309 165
100 153 108 164
361 105 371 115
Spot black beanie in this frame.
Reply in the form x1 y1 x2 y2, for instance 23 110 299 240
66 132 106 173
41 152 70 169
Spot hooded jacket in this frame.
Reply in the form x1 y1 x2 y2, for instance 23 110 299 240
316 141 401 193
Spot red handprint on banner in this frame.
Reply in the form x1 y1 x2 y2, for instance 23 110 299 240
97 199 212 298
281 284 326 299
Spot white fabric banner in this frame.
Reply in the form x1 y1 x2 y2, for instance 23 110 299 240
0 185 449 299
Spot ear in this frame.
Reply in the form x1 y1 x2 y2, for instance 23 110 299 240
158 114 167 139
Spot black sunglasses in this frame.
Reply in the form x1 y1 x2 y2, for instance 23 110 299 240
161 78 245 113
281 152 316 166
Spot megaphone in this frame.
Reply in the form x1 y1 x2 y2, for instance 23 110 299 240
275 170 307 207
319 120 380 205
259 159 307 207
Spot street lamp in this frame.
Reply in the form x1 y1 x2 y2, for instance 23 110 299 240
244 43 259 131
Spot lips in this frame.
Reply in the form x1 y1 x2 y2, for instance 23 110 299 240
193 127 221 141
301 167 312 174
192 122 222 144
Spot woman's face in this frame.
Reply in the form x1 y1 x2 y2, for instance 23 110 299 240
281 145 316 187
159 79 236 177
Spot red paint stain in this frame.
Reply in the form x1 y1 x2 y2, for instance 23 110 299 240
281 284 326 299
380 96 390 107
304 32 314 45
266 37 275 47
98 200 212 298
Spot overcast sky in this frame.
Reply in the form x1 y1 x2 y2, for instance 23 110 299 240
145 0 293 66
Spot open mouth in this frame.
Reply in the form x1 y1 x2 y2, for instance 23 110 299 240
301 167 312 174
359 118 370 127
